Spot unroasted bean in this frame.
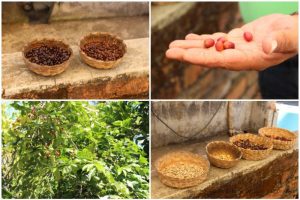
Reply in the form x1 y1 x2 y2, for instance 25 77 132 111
161 162 204 179
82 38 125 61
25 45 70 66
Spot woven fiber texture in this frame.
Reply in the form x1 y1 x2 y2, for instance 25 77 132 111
206 141 242 169
230 133 273 161
23 38 72 76
79 32 126 69
259 127 297 150
155 151 210 188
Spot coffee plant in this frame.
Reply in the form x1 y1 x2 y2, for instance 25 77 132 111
2 101 149 199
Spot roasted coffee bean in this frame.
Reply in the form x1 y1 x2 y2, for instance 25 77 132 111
25 45 71 66
233 139 268 150
81 38 125 61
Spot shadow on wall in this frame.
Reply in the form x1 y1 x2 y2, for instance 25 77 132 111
151 101 276 148
151 2 260 99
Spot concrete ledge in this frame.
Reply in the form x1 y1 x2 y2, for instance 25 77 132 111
2 38 149 99
151 135 298 199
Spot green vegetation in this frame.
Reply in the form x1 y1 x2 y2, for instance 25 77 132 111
2 101 149 199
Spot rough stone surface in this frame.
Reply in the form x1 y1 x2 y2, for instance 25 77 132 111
151 134 298 199
151 2 261 99
151 101 275 148
2 38 149 99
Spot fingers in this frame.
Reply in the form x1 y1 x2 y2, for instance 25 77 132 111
169 40 204 49
170 32 227 49
166 47 226 67
262 28 298 54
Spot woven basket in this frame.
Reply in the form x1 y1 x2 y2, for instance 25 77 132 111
206 141 242 169
258 127 297 150
23 38 72 76
229 133 273 160
79 32 127 69
155 151 210 188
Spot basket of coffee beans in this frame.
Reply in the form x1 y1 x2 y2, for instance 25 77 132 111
23 38 72 76
79 32 126 69
155 151 210 188
259 127 297 150
206 141 242 169
230 133 273 160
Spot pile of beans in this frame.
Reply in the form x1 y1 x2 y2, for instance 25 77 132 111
25 45 71 66
161 162 204 179
81 38 125 61
233 139 268 150
204 31 253 51
265 135 292 141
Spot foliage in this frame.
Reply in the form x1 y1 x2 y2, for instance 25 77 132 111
2 101 149 199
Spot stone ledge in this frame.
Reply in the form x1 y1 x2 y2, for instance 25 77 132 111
151 134 298 199
2 37 149 99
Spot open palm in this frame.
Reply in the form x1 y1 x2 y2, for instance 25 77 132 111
166 14 298 71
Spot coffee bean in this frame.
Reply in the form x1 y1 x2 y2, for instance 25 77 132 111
81 38 125 61
233 139 268 150
25 45 71 66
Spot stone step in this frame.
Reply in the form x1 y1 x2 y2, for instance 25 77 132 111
151 134 298 198
2 37 149 99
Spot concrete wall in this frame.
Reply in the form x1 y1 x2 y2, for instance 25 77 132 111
151 101 275 148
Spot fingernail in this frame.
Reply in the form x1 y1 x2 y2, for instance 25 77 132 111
270 40 277 53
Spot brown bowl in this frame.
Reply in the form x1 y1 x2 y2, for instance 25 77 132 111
230 133 273 160
155 151 210 188
23 38 72 76
79 32 127 69
259 127 297 150
206 141 242 169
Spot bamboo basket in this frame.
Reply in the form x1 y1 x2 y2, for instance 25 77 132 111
155 151 210 188
229 133 273 161
23 38 72 76
206 141 242 169
79 32 127 69
258 127 297 150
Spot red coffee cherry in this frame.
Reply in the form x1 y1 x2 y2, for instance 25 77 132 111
215 41 224 51
243 32 253 42
217 37 227 43
223 41 235 49
204 38 215 48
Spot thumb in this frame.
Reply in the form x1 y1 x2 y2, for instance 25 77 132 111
262 29 298 54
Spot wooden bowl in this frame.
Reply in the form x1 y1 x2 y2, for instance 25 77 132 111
79 32 127 69
23 38 72 76
230 133 273 160
155 151 210 188
206 141 242 169
259 127 297 150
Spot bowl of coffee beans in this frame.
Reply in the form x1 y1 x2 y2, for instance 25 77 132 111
155 151 210 188
230 133 273 160
206 141 242 169
79 32 127 69
259 127 297 150
23 38 72 76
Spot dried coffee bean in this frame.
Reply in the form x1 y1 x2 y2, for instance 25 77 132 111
25 45 70 66
81 38 125 61
234 139 268 150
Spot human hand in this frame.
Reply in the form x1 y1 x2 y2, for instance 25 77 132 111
166 14 298 71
